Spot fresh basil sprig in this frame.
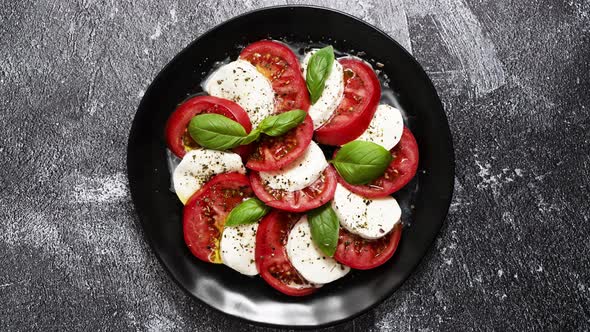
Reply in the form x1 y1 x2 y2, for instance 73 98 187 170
332 141 393 185
188 113 247 150
188 110 307 150
225 198 271 227
306 46 335 104
239 130 261 145
307 204 339 257
258 110 306 136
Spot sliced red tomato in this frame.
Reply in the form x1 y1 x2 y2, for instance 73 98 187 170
334 223 402 270
183 172 253 263
240 40 310 113
337 127 419 198
246 114 313 171
249 166 337 212
256 210 317 296
165 96 253 158
314 58 381 146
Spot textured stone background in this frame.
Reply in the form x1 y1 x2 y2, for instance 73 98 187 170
1 0 589 331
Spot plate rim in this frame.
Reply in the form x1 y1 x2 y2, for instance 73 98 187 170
127 4 455 329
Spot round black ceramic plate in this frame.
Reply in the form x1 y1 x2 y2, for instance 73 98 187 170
127 5 454 328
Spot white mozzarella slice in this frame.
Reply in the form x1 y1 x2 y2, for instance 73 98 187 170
286 216 350 284
331 184 401 239
220 223 259 276
173 149 245 204
259 141 328 191
355 104 404 150
301 50 345 129
204 59 275 126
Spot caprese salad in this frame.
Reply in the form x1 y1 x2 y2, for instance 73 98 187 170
165 40 419 296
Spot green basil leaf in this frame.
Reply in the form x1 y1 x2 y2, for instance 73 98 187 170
240 128 261 145
332 141 393 185
225 198 271 227
257 110 307 137
188 113 247 150
306 46 335 104
307 204 339 257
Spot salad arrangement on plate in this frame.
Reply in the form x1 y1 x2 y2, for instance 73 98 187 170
165 40 419 296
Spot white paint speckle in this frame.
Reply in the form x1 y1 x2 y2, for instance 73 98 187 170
150 24 162 40
514 168 524 177
374 301 411 332
497 269 504 277
534 172 551 181
406 0 506 96
72 172 128 203
109 6 118 19
87 99 99 115
138 90 145 98
474 156 521 194
475 159 498 189
535 265 544 273
145 314 177 332
2 211 59 248
143 48 149 55
170 8 177 24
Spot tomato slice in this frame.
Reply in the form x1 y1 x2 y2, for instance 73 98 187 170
250 166 337 212
314 58 381 146
256 210 317 296
334 223 402 270
337 127 419 198
183 173 253 263
165 96 253 158
246 114 313 171
240 40 310 113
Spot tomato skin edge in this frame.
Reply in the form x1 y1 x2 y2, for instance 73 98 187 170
249 166 337 213
239 40 311 113
314 58 381 146
334 127 419 198
255 210 318 296
245 115 314 172
165 96 252 158
334 223 402 270
182 172 251 264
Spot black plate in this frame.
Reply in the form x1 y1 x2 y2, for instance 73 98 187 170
127 5 454 328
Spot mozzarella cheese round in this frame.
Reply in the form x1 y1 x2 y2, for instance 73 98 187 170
355 104 404 150
173 149 245 204
204 59 275 126
220 223 259 276
286 216 350 284
331 184 401 239
259 141 328 191
302 50 344 129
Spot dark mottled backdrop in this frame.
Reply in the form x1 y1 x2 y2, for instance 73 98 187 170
1 0 589 331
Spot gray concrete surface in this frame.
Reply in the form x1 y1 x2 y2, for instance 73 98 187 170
1 0 589 331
